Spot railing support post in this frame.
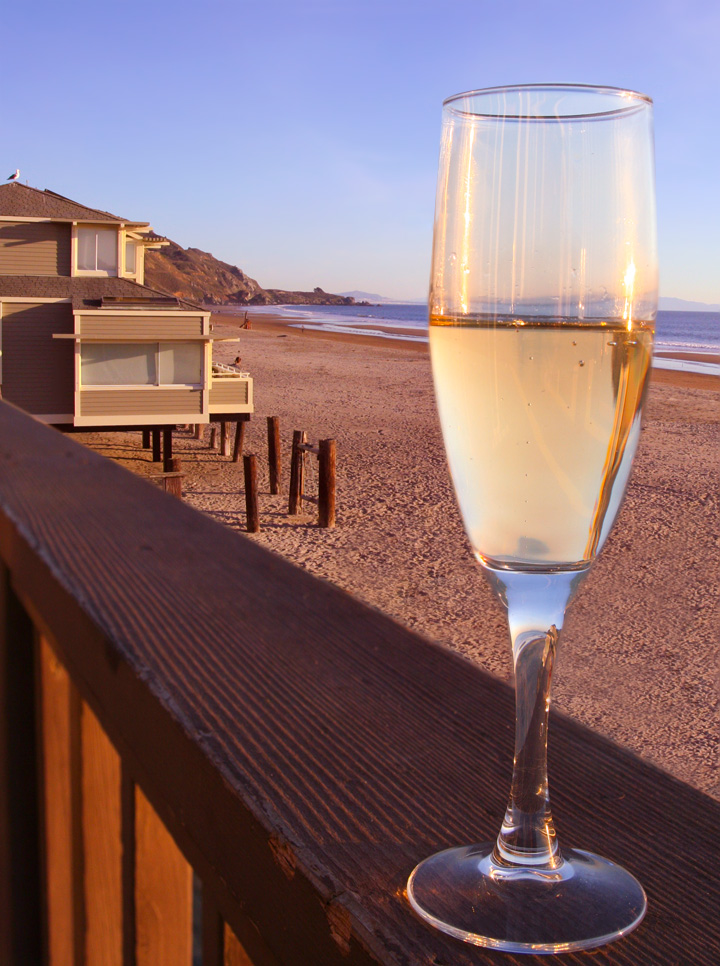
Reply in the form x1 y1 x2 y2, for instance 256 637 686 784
202 896 225 966
121 765 136 966
0 565 43 966
135 786 193 965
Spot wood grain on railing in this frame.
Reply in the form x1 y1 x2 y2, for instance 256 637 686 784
0 399 718 966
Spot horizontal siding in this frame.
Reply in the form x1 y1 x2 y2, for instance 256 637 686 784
79 316 204 339
2 301 74 414
79 389 202 417
209 381 249 406
0 221 71 276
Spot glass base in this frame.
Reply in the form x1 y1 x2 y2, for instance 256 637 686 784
407 844 646 955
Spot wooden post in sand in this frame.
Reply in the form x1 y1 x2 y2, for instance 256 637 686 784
164 459 183 499
243 454 260 532
267 417 281 494
142 428 151 449
232 420 246 463
288 431 306 515
318 439 336 528
151 428 161 463
209 426 218 450
162 427 173 472
194 424 204 440
220 421 230 457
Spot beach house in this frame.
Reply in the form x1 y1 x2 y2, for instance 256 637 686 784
0 182 252 427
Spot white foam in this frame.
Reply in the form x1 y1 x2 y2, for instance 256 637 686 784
288 323 428 343
652 357 720 376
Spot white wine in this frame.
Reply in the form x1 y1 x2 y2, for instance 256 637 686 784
430 317 654 570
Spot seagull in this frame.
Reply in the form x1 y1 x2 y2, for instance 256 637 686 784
6 170 19 182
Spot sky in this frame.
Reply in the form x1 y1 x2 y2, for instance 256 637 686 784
2 0 719 303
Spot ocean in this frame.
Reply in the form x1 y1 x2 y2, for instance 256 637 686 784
242 304 720 376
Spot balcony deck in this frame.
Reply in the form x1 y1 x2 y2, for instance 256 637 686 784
209 363 253 414
0 399 718 965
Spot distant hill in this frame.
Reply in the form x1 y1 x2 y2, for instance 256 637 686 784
339 290 395 303
659 297 720 312
145 248 720 313
144 240 354 306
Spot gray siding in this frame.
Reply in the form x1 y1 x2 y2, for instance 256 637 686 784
78 315 205 339
0 222 71 276
79 388 202 416
209 381 249 406
1 301 74 415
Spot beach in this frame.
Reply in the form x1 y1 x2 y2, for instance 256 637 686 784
82 312 720 801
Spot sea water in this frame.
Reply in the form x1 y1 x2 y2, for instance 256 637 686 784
236 304 720 375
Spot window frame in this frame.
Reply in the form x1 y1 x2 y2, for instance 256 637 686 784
124 239 137 276
79 341 204 390
74 226 119 276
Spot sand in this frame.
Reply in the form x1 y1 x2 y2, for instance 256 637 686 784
79 313 720 801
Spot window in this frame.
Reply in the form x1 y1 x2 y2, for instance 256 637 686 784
159 343 203 384
81 343 203 387
81 344 157 385
77 227 117 273
125 241 137 274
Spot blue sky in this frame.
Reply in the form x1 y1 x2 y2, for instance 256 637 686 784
3 0 719 302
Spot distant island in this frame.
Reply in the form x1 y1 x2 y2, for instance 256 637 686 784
337 290 415 304
658 296 720 312
144 239 355 306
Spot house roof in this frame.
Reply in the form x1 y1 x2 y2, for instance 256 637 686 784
0 276 203 312
0 182 149 226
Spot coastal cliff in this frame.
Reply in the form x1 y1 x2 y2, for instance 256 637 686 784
144 240 354 306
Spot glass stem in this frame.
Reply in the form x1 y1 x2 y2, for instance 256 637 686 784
483 568 589 869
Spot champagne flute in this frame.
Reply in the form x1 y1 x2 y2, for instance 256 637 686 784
407 85 657 954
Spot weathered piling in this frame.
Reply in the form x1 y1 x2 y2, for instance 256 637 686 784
288 432 337 528
162 428 173 472
318 439 336 528
267 417 281 494
243 454 260 532
164 459 183 499
288 430 306 515
232 421 246 463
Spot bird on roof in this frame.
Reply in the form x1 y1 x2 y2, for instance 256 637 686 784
6 170 19 182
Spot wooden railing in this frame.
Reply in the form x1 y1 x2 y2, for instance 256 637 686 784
0 399 718 966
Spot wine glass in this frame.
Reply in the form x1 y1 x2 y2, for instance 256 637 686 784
407 85 657 954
